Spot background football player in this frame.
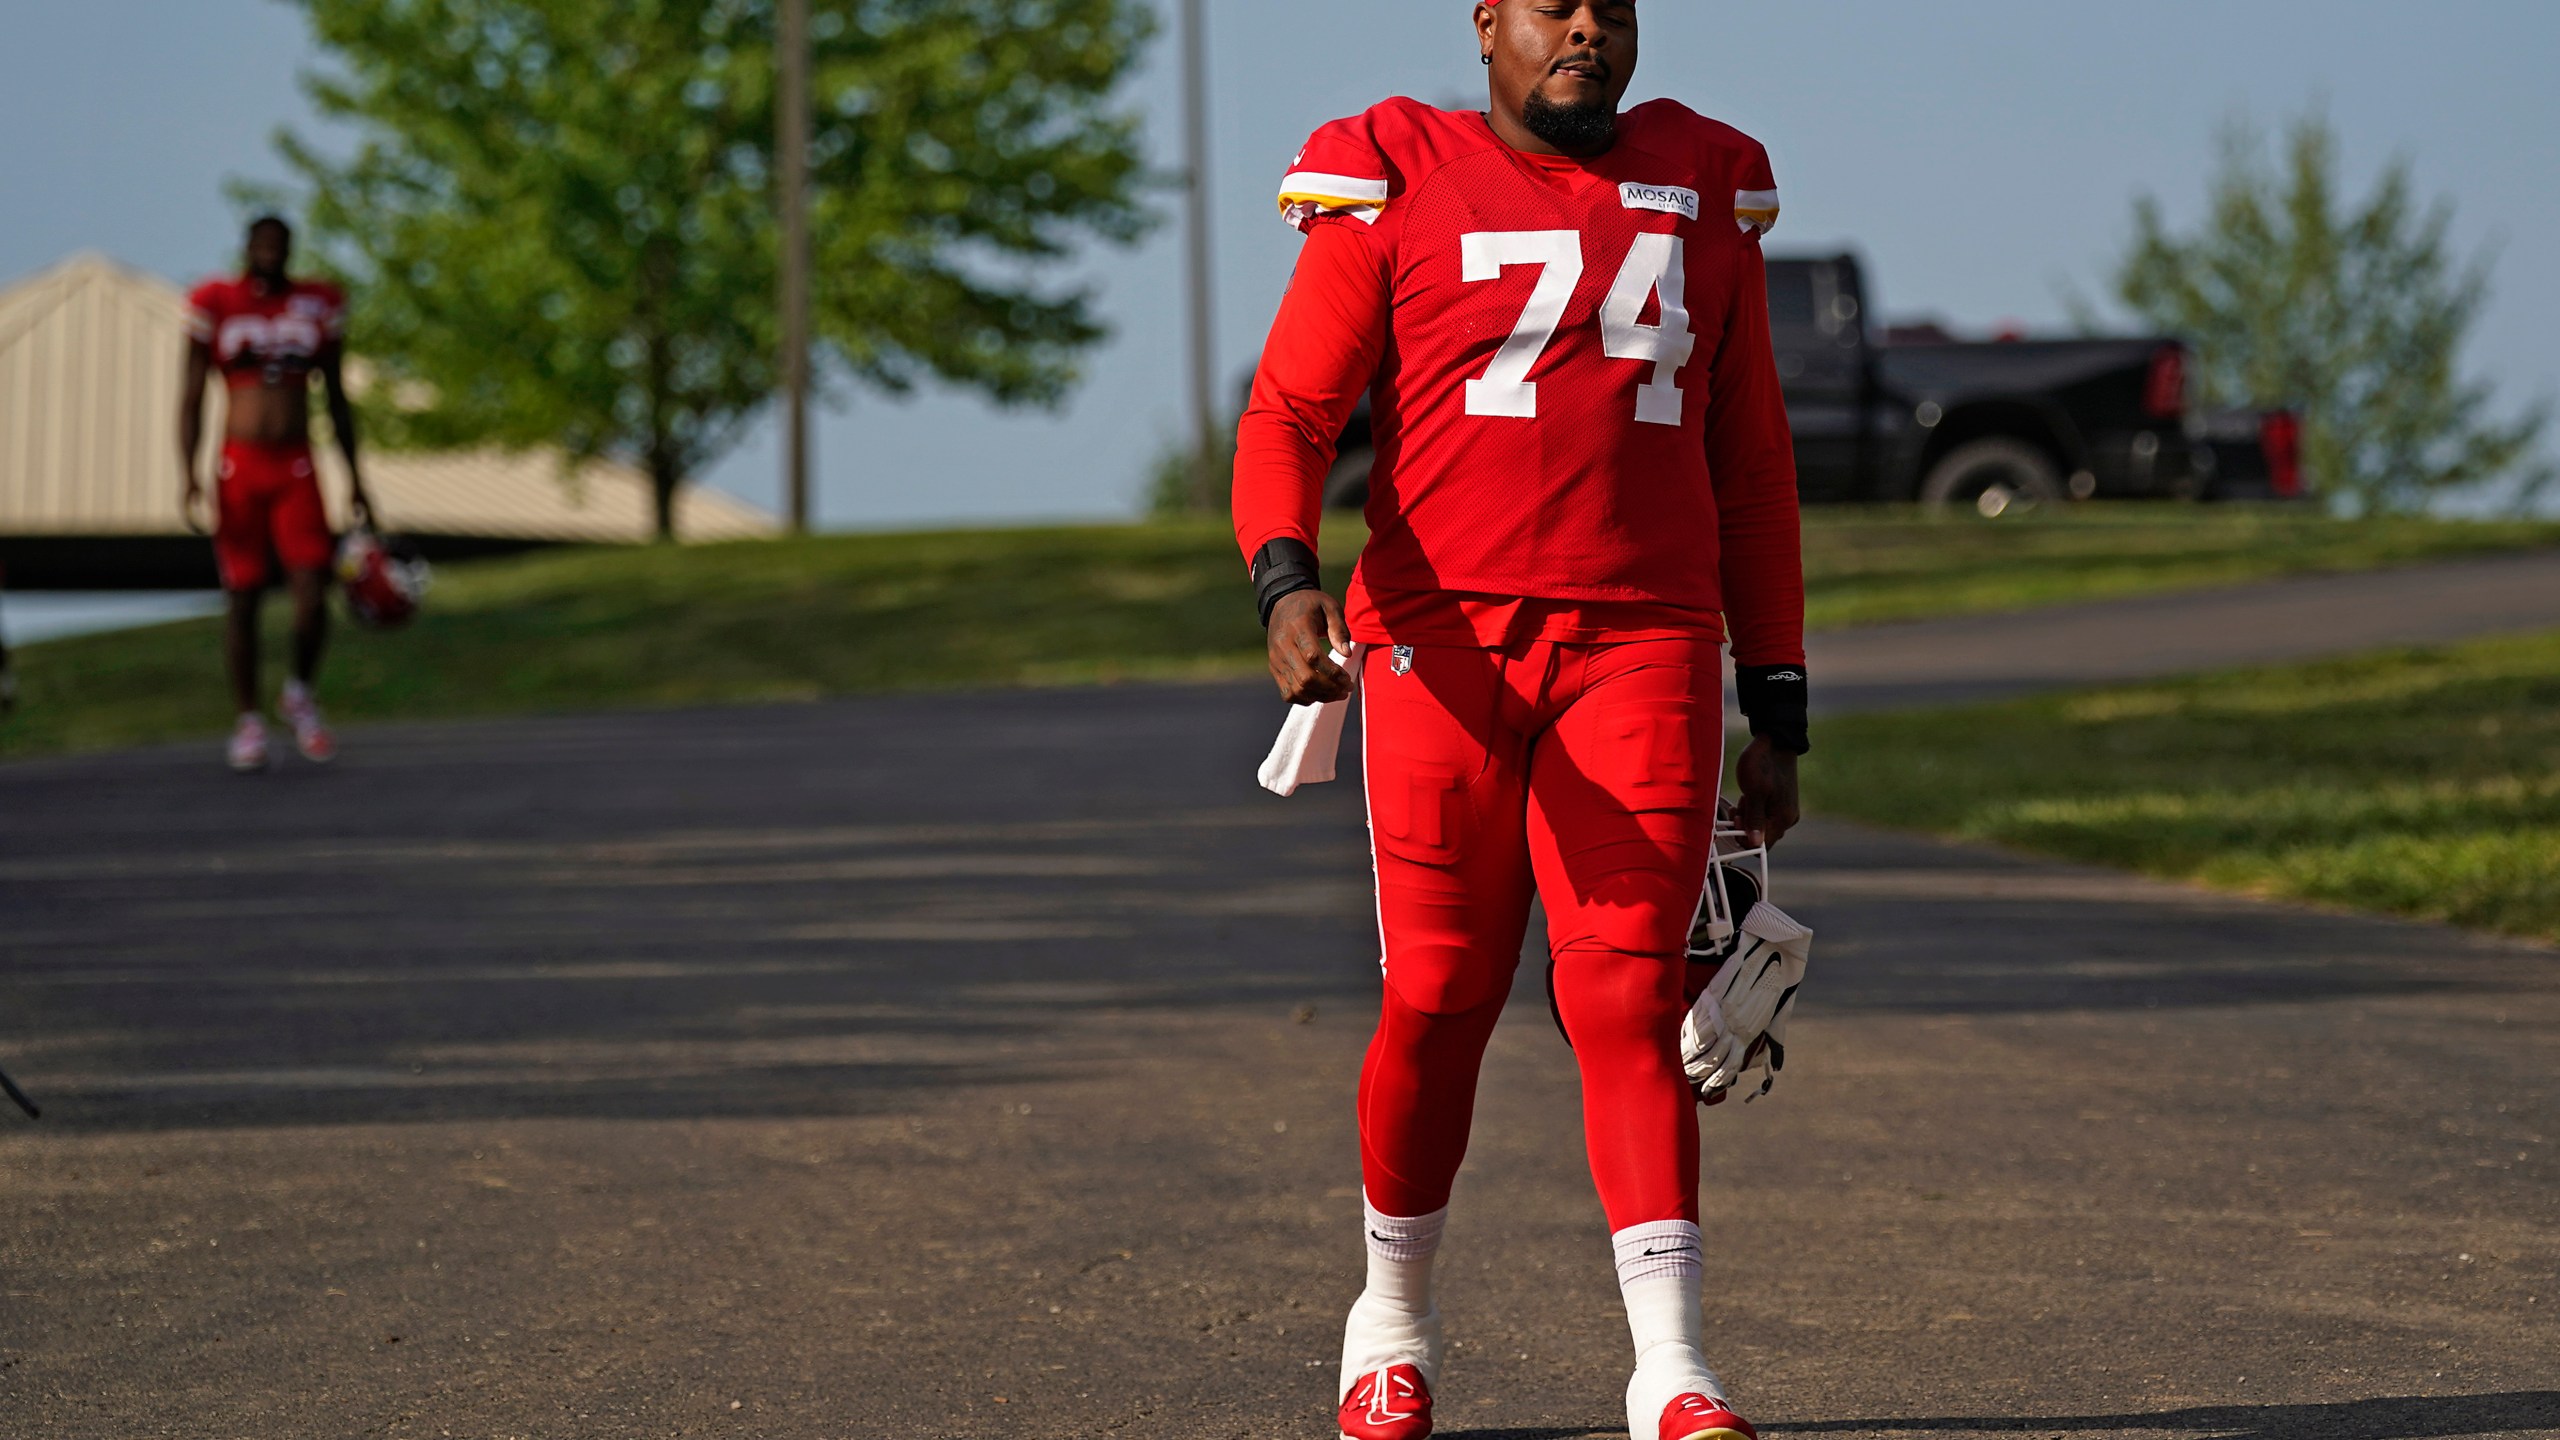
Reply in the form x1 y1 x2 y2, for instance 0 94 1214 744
180 214 372 772
1233 4 1809 1438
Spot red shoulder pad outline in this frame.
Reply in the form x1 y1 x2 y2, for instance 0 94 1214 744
183 279 230 344
1278 113 1392 233
1624 100 1781 237
1276 98 1504 235
296 280 350 343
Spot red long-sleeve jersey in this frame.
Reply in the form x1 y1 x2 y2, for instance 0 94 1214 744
1233 97 1805 667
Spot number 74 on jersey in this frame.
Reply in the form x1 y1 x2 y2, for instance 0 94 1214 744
1463 230 1695 427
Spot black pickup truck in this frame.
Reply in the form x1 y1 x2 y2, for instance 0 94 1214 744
1772 253 2202 513
1311 252 2297 515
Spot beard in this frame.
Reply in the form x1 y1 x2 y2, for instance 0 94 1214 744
1522 87 1618 151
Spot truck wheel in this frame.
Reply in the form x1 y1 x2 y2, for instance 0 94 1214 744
1920 438 2065 518
1323 447 1375 510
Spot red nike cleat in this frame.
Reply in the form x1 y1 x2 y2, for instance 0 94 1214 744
1660 1392 1757 1440
1339 1363 1433 1440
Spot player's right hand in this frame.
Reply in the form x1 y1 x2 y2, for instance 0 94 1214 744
1268 589 1354 705
180 478 209 536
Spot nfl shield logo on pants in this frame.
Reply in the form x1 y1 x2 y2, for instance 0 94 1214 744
1391 646 1415 676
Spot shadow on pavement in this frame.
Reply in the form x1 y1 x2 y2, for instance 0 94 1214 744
4 685 2550 1135
1774 1390 2560 1439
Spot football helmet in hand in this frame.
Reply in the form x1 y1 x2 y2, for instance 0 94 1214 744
1680 809 1813 1106
336 528 430 630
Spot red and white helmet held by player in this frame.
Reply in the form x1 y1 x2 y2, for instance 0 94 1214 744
1679 804 1813 1107
1688 805 1771 964
335 527 430 629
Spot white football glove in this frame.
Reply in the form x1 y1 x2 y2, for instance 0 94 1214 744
1680 900 1813 1105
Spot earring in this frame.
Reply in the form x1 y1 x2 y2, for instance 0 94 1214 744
1481 54 1491 65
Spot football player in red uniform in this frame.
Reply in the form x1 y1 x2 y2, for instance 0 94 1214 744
1234 5 1806 1439
180 215 372 772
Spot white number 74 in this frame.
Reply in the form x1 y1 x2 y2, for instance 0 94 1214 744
1461 229 1695 426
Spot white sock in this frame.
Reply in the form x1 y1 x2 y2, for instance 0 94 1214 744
1341 1196 1448 1397
1362 1197 1445 1315
1617 1214 1720 1383
282 678 311 706
1614 1219 1724 1440
237 711 264 728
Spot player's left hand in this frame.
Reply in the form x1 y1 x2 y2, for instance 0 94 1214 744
1734 736 1800 847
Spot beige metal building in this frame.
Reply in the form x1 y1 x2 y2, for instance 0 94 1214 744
0 253 775 581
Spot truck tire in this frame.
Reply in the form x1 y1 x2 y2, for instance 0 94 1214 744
1323 447 1375 510
1919 438 2067 518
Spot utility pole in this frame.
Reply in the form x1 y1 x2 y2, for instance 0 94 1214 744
778 0 813 534
1179 0 1216 503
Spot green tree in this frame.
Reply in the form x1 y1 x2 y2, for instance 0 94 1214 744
2115 111 2551 514
266 0 1155 538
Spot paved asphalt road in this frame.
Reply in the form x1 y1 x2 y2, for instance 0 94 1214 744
1807 548 2560 713
2 560 2556 1439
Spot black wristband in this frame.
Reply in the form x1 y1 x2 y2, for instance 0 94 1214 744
1735 664 1811 756
1251 538 1323 627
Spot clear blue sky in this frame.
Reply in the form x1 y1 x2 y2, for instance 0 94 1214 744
3 1 2552 528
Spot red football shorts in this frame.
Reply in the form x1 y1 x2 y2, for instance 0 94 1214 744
1357 635 1724 1230
213 440 333 592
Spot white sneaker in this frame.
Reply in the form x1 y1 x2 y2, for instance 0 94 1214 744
227 714 272 773
279 683 336 764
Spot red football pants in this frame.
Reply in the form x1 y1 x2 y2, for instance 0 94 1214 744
1357 635 1722 1231
214 440 333 592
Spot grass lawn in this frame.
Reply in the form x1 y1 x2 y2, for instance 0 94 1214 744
1795 506 2560 630
1806 628 2560 943
0 519 1277 758
3 505 2556 760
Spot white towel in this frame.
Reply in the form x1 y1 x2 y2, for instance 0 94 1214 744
1258 645 1366 797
